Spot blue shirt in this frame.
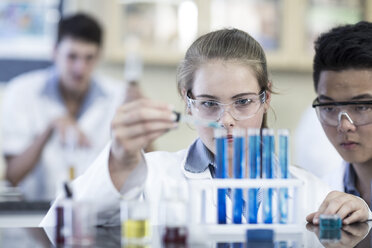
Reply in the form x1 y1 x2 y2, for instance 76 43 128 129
184 138 216 177
343 163 361 197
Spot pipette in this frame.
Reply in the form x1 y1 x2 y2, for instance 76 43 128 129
173 111 220 128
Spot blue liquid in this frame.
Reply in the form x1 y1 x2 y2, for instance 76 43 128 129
217 188 227 224
248 134 261 178
233 136 244 223
248 188 258 223
279 188 288 224
233 189 243 224
263 188 273 223
319 228 341 241
248 133 260 223
233 136 244 178
279 134 289 179
216 136 227 224
262 132 274 223
279 133 289 223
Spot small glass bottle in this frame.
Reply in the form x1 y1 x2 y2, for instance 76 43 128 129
121 199 151 245
160 179 188 247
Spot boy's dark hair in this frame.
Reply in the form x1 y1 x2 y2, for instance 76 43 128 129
313 21 372 91
57 13 102 47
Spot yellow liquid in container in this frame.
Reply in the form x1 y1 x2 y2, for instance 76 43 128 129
122 219 150 239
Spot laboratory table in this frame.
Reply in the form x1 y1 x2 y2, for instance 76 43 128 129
0 222 371 247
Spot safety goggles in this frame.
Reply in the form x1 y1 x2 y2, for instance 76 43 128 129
312 98 372 126
186 89 266 121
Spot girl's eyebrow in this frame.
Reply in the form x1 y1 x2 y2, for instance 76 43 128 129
232 93 259 99
195 94 218 99
195 92 259 99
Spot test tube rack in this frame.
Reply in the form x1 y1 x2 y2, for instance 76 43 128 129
187 177 304 238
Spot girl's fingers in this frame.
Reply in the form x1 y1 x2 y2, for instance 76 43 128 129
113 121 177 140
117 98 173 113
113 108 176 126
114 128 169 154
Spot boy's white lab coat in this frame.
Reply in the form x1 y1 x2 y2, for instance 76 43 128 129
40 142 331 227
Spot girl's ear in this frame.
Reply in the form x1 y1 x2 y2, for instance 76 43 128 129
181 88 187 101
263 82 272 113
181 89 192 115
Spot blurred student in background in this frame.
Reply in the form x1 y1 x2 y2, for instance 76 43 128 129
1 13 126 200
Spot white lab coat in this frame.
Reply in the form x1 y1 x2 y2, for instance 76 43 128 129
1 68 126 200
40 141 332 228
322 161 347 192
294 106 343 182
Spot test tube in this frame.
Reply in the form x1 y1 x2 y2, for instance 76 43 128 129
262 128 274 224
215 128 228 224
160 179 188 246
278 129 289 224
247 128 261 223
232 128 245 224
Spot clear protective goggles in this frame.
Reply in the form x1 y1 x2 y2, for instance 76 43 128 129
186 89 266 121
312 98 372 126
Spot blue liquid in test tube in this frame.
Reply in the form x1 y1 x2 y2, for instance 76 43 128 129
278 129 289 224
262 128 274 224
247 128 261 223
215 128 228 224
233 128 245 224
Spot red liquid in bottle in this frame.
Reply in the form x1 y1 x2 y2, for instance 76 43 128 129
162 226 188 248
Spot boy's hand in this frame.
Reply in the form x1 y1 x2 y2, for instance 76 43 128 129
306 191 370 225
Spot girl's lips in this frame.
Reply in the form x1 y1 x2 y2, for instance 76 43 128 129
227 134 234 143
